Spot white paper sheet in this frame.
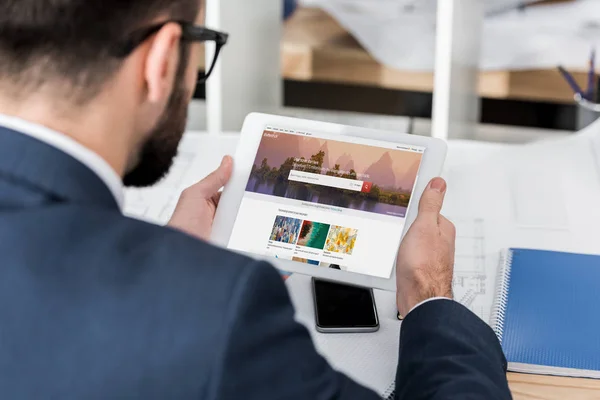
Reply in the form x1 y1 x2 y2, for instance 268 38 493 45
450 217 498 324
301 0 600 71
509 163 570 230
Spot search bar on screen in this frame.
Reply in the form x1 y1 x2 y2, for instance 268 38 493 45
288 170 372 193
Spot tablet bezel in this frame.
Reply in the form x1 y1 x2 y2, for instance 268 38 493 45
211 113 447 291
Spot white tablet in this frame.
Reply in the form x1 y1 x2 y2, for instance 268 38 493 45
212 113 447 291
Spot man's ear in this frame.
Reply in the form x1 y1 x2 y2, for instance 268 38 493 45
144 22 182 104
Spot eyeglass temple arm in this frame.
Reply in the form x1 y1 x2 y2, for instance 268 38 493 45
182 26 229 46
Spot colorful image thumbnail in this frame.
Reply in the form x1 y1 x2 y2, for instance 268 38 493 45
269 215 302 244
297 220 331 249
325 226 358 255
292 257 320 265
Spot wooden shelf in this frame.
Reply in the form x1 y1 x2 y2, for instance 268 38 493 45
283 8 591 103
200 7 588 104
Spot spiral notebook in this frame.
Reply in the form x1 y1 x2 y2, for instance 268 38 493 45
490 248 600 379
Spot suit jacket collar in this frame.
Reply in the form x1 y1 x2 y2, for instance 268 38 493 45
0 127 120 210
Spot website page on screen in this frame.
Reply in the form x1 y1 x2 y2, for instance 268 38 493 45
228 127 425 279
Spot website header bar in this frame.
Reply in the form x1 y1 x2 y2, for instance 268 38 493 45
264 125 425 154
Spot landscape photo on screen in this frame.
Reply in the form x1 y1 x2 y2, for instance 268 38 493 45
246 130 423 217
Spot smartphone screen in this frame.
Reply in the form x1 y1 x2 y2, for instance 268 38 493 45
313 278 378 330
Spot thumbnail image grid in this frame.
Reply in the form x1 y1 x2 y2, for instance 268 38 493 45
325 226 358 255
269 216 302 244
297 220 330 249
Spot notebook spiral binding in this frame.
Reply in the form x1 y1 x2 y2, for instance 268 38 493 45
383 382 395 399
489 249 513 345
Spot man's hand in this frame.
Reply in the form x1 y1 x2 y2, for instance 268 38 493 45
168 156 233 241
396 177 455 317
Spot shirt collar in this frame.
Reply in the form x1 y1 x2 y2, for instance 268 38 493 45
0 114 124 210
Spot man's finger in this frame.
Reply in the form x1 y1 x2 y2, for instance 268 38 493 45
417 177 447 221
210 191 223 207
185 156 233 198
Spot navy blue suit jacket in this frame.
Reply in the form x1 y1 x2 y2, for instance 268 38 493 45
0 127 512 399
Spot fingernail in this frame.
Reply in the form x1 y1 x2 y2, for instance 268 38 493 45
429 178 446 193
222 155 232 166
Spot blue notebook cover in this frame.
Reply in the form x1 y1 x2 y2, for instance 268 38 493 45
491 248 600 378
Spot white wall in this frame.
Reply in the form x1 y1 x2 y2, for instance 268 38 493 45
205 0 283 134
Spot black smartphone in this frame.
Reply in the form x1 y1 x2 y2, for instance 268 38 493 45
312 278 379 333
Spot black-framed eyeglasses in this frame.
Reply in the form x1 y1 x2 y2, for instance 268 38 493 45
115 21 229 83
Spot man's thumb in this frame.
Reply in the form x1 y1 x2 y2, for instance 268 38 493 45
418 177 447 218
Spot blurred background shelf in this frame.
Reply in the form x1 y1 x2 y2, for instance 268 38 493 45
199 7 588 104
281 8 587 104
197 6 589 132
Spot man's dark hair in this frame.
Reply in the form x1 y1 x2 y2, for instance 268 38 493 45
0 0 200 101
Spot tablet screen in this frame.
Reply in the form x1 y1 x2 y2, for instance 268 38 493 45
227 127 424 279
